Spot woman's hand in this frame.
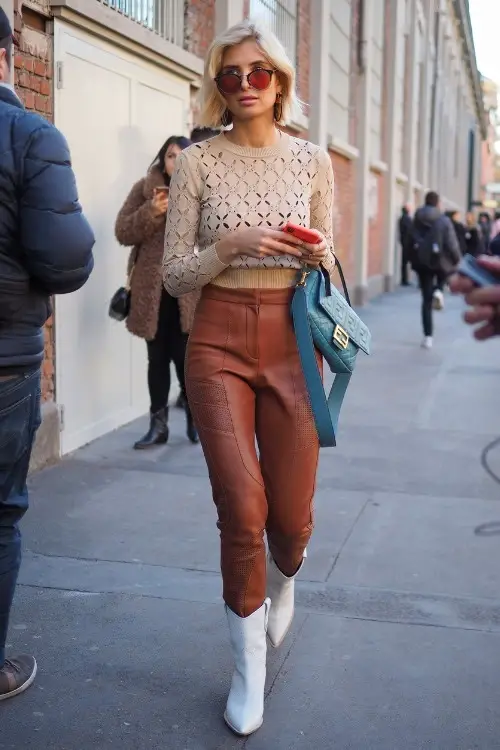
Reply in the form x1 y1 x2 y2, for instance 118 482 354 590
449 256 500 340
151 190 169 217
300 230 329 268
215 226 304 265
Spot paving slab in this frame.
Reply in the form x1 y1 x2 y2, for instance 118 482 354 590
246 615 500 750
1 589 299 750
329 490 500 599
24 463 368 580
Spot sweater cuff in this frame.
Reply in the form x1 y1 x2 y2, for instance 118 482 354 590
199 243 230 280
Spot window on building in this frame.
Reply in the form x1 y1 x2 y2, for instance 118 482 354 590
96 0 185 46
327 0 352 145
249 0 298 63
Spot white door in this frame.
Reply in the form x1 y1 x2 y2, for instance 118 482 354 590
53 21 191 454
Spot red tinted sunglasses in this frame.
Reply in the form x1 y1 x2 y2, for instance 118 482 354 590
214 68 276 95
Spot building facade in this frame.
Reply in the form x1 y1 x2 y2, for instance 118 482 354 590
4 0 485 466
480 76 500 209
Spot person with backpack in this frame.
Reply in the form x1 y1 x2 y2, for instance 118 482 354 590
410 191 461 349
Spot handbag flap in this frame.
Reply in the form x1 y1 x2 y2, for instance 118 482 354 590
318 286 371 355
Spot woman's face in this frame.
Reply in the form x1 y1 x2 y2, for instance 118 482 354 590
217 38 282 124
164 143 182 177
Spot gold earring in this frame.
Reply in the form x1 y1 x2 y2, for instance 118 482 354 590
274 94 283 122
221 109 232 127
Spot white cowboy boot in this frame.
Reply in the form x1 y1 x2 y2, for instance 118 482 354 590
224 598 270 736
266 549 306 648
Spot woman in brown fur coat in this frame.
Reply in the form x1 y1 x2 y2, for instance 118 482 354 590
115 136 199 449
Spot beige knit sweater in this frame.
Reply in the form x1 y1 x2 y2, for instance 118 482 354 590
162 132 335 295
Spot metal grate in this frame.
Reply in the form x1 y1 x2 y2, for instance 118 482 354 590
96 0 185 47
249 0 298 62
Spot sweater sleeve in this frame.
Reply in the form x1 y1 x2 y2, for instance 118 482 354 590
163 150 228 297
310 148 336 275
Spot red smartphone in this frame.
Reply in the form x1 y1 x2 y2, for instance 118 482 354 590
282 222 321 244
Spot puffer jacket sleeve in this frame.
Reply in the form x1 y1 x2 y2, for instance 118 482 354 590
19 121 95 294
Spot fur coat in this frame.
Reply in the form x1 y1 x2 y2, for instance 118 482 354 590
115 167 199 340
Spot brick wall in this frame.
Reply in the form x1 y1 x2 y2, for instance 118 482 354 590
296 0 310 109
14 2 54 402
185 0 215 58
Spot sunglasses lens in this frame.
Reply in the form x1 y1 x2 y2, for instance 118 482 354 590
217 74 241 94
248 69 272 90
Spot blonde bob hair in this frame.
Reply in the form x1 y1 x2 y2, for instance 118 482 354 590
198 19 302 128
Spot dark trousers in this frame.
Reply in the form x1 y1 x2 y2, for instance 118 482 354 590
0 368 41 668
417 270 446 336
401 246 410 285
147 290 188 413
435 268 446 292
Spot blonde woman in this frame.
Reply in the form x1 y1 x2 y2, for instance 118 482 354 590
163 20 335 736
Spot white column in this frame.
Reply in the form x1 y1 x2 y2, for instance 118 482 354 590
419 0 434 192
308 0 329 149
383 0 405 290
215 0 245 36
405 0 418 203
353 0 374 305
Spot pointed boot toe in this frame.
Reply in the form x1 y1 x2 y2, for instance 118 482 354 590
224 598 270 736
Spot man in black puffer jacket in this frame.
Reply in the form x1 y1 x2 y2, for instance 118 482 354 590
0 9 94 701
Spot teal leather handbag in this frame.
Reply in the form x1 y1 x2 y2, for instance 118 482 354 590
291 262 371 447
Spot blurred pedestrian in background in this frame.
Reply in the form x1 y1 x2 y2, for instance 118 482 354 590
399 204 413 286
464 212 485 257
115 135 199 449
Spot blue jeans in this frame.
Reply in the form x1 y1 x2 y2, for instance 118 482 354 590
0 368 41 668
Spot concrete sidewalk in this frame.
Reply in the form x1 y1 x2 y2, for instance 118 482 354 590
3 286 500 749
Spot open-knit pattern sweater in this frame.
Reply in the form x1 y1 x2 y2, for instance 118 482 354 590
162 132 335 296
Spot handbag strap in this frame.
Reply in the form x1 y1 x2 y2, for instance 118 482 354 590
291 260 352 448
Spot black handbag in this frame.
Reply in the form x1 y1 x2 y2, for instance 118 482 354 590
108 250 137 322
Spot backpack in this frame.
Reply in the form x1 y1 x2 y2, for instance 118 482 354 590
410 220 441 271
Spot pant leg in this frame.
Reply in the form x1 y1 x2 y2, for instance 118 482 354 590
186 288 268 618
418 271 435 337
401 246 409 285
170 331 188 401
255 296 320 577
0 368 41 667
434 268 446 292
146 290 176 413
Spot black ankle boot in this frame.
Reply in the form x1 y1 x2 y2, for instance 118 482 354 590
133 408 169 450
185 404 199 444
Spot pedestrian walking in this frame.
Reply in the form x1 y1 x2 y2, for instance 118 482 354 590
410 191 460 348
464 212 485 257
115 136 199 448
478 211 492 250
163 19 336 737
190 125 220 143
446 210 467 256
399 204 413 286
0 8 94 700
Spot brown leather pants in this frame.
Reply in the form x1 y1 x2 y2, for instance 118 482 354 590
186 285 320 617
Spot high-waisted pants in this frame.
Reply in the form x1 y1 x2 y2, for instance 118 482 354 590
185 285 320 617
